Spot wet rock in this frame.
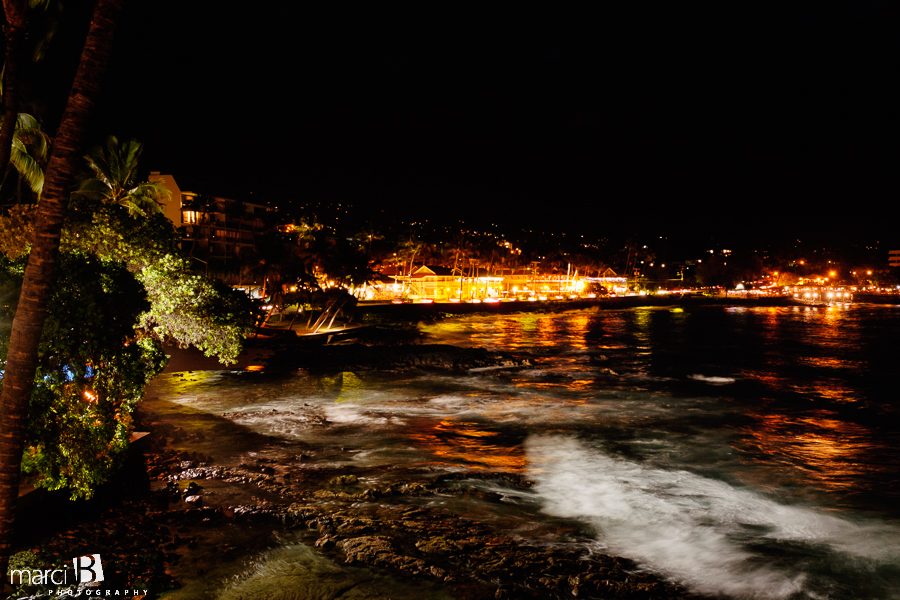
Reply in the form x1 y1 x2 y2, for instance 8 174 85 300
336 517 377 535
339 535 396 564
415 536 460 555
313 489 354 500
357 487 379 500
313 517 336 535
328 474 358 486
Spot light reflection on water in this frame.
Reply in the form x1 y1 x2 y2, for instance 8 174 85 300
405 418 526 470
421 305 900 512
148 304 900 600
739 412 883 495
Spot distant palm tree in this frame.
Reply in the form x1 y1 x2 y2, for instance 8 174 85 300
399 233 424 276
444 235 473 276
73 136 170 217
356 223 382 256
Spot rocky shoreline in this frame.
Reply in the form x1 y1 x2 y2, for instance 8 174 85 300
8 339 713 600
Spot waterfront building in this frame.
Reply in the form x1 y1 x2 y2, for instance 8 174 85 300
377 264 605 301
407 265 458 300
149 173 273 264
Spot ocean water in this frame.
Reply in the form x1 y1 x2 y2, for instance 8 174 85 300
151 303 900 600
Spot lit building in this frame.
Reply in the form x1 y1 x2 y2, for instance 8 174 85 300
378 265 599 301
407 265 458 299
149 173 273 262
889 249 900 268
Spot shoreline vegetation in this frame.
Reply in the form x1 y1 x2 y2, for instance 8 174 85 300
5 296 868 599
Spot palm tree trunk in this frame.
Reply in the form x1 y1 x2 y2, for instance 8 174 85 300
0 0 122 576
326 305 343 330
0 0 27 174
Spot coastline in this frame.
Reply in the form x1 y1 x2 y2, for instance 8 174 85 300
356 294 799 320
13 297 876 598
9 333 710 600
133 366 706 600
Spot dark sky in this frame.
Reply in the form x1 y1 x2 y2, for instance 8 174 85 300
33 2 899 242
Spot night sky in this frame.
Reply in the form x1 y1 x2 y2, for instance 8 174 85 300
30 2 899 242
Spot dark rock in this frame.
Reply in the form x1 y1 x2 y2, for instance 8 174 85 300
415 536 460 555
329 474 358 486
339 535 396 564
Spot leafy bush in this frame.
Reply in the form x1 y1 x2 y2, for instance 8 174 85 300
1 253 166 498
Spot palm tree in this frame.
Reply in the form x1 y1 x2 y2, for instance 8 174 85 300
399 233 424 276
356 223 382 256
0 0 123 576
0 0 62 199
72 136 170 217
444 235 472 276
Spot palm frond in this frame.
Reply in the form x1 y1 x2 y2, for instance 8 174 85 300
74 136 165 219
71 177 113 202
129 181 171 203
15 113 42 130
10 139 45 194
121 140 143 186
121 182 169 216
82 151 113 189
120 194 166 218
28 0 62 63
14 127 50 161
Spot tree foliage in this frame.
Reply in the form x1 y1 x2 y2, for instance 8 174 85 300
0 148 256 498
72 136 170 217
5 113 51 195
0 252 166 498
0 203 34 259
63 197 257 364
137 254 254 364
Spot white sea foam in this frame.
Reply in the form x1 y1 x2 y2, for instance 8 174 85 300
427 395 469 406
518 369 549 377
322 403 390 425
468 365 520 372
527 435 900 600
689 374 736 385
